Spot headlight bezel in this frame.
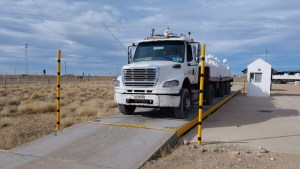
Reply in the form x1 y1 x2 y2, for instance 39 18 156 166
114 79 120 87
162 80 179 87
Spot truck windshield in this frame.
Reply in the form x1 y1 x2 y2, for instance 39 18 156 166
133 41 185 62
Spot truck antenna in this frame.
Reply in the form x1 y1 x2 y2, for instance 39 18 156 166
100 21 127 52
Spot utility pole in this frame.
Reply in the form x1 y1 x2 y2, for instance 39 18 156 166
25 43 29 75
64 61 67 79
266 49 268 62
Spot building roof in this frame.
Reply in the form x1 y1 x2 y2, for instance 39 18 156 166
242 58 275 74
242 68 277 74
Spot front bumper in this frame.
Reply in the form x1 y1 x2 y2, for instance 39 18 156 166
114 93 180 107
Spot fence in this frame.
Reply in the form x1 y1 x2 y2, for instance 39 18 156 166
1 75 116 88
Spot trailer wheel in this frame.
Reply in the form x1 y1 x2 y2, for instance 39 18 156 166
218 82 225 97
213 84 218 97
205 84 214 105
118 104 136 115
174 88 190 119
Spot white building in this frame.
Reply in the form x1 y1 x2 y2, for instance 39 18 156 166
247 58 271 96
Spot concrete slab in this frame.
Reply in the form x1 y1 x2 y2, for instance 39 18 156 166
0 123 175 169
184 84 300 155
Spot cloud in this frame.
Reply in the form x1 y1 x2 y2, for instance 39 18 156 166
209 34 283 54
130 6 160 12
0 0 299 75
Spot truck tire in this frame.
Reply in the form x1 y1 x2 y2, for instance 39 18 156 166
118 104 136 115
174 88 190 119
218 82 224 97
224 82 228 95
226 82 231 94
205 84 214 105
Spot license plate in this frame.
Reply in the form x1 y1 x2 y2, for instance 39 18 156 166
134 95 145 99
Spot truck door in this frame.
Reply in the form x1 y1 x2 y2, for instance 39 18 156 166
186 44 198 84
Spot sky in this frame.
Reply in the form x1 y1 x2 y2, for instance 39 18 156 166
0 0 299 76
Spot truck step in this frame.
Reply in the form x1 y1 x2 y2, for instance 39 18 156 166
191 100 199 106
191 89 200 94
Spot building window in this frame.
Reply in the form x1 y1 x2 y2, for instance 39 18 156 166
250 73 262 83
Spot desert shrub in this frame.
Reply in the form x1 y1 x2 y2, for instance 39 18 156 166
97 107 109 116
78 92 86 97
106 100 117 108
29 93 41 100
18 101 55 114
0 91 7 97
0 97 8 106
77 107 97 117
0 117 14 128
0 105 17 116
0 130 22 149
8 97 21 106
62 117 77 128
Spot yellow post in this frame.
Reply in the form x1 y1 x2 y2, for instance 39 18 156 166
198 44 206 144
56 50 61 132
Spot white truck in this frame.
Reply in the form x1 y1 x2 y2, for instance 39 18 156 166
114 28 233 118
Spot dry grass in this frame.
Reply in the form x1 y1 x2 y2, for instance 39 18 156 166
0 78 118 150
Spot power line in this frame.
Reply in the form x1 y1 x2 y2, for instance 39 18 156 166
100 21 127 52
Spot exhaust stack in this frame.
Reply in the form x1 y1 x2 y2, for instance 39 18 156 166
150 28 155 37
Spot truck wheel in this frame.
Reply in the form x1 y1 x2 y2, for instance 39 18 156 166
218 82 225 97
224 82 228 95
118 104 136 115
205 84 214 105
226 82 231 94
174 88 190 119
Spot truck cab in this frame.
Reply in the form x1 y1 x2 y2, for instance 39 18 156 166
114 28 200 118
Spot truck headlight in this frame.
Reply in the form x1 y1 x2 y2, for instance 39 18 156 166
114 79 120 87
163 80 179 87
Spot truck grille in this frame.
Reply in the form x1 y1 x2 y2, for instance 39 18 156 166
123 68 156 87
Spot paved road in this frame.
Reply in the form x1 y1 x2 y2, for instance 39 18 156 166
0 85 241 169
184 84 300 155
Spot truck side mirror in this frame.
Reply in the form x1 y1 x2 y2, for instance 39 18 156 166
187 44 193 62
128 44 137 64
196 43 201 63
128 47 132 64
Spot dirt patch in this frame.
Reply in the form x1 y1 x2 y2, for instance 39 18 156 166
142 143 300 169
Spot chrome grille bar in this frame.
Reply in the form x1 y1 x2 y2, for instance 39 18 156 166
123 68 156 87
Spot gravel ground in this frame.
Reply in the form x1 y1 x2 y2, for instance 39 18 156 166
141 142 300 169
